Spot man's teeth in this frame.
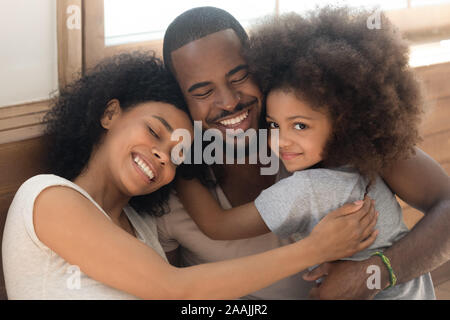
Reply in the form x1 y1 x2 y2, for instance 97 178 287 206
219 110 249 126
133 156 154 180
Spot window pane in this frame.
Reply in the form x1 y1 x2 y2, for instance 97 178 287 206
279 0 408 13
411 0 450 7
410 39 450 67
104 0 276 46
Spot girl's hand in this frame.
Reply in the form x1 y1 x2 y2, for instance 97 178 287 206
308 196 379 264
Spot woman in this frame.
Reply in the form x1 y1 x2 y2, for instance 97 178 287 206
2 52 377 299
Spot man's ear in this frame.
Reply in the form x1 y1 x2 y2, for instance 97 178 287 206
101 99 122 129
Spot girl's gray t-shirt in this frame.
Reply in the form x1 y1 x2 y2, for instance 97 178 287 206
254 167 435 300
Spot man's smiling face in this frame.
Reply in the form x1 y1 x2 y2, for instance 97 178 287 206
171 29 263 139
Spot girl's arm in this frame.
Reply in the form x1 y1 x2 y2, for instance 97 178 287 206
176 177 270 240
34 185 378 300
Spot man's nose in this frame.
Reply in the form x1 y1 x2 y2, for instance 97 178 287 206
214 86 240 112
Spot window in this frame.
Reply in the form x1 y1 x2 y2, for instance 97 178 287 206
102 0 450 45
90 0 450 68
104 0 277 46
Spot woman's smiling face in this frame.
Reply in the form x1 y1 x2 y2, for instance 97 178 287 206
266 89 332 172
99 101 193 197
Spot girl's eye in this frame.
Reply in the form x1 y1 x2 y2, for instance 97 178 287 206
294 123 308 130
267 121 279 129
231 72 249 84
147 125 159 139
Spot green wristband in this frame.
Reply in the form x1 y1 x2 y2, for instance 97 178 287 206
371 251 397 289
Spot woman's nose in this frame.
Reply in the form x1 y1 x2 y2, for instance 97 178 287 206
152 147 170 166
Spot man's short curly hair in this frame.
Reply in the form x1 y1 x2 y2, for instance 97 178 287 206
163 6 249 75
44 52 188 216
245 6 423 179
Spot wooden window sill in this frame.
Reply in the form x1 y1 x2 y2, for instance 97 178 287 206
0 100 51 144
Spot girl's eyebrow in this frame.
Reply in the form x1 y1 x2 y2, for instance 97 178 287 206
152 115 173 132
287 115 314 120
266 114 314 121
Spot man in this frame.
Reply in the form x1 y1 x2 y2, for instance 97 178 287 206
156 6 450 299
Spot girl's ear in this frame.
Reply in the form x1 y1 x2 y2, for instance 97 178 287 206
101 99 122 129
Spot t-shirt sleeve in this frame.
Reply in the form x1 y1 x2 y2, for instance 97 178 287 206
254 171 319 238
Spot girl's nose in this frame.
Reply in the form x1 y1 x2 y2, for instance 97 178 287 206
278 132 293 149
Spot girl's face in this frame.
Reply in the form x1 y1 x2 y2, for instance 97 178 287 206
266 89 332 172
100 101 193 197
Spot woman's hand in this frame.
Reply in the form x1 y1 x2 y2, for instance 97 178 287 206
308 196 379 264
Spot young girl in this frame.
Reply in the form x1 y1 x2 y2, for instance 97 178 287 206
176 7 436 299
1 52 376 299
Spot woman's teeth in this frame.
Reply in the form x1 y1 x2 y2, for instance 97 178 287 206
219 110 249 126
133 155 154 180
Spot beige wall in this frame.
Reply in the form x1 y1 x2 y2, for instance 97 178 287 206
0 0 58 107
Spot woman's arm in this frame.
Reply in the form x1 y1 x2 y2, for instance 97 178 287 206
34 185 378 300
176 178 270 239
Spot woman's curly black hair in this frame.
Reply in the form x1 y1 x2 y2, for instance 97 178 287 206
245 6 423 180
44 52 188 216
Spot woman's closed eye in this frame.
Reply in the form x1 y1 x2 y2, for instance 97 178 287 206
147 125 160 139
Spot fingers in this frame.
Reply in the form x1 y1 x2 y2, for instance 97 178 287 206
357 229 379 251
361 210 379 240
330 199 365 217
354 196 374 221
358 198 376 227
302 263 331 281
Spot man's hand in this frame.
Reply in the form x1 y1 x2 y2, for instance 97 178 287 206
303 257 390 300
305 148 450 300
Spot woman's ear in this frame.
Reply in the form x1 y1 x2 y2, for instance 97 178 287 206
101 99 122 129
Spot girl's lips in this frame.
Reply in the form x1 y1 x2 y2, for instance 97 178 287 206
280 152 302 161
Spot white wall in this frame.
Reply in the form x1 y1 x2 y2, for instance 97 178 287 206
0 0 58 107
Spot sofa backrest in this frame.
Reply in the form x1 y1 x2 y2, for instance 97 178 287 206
0 136 48 300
